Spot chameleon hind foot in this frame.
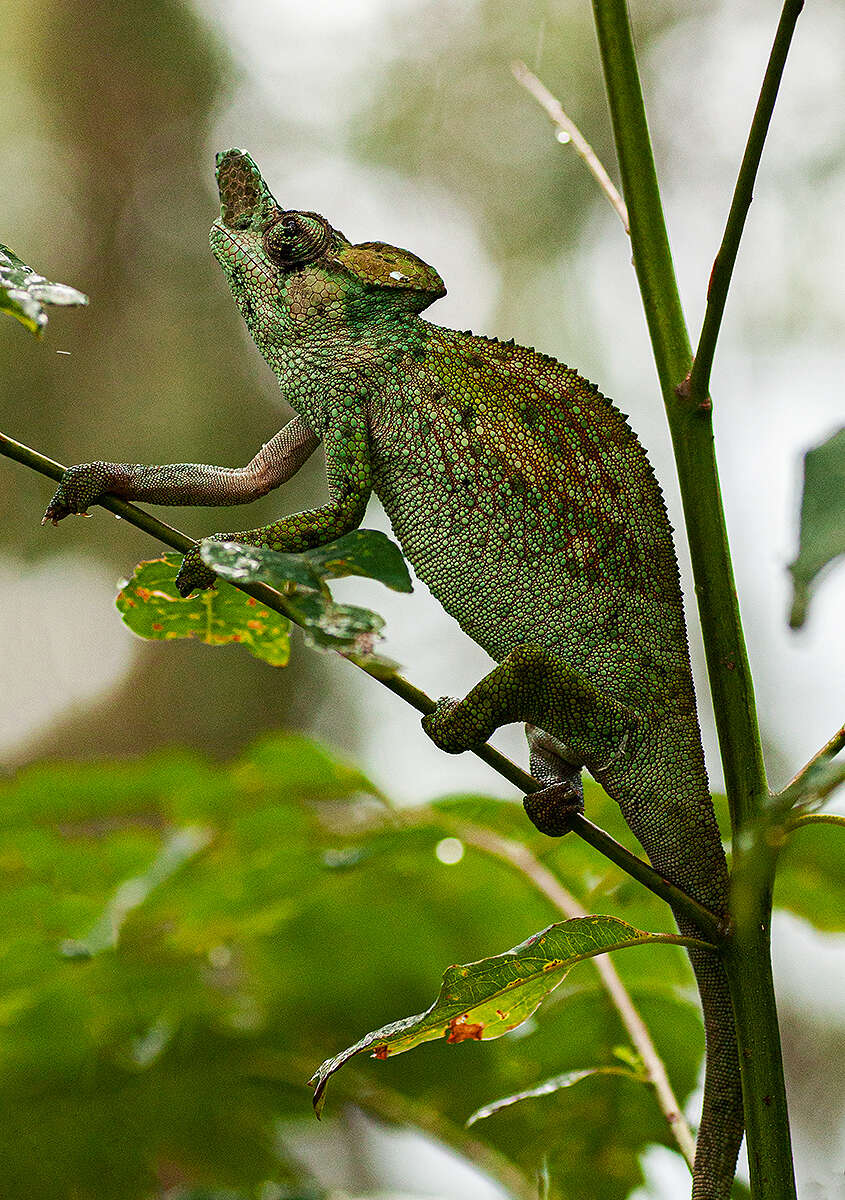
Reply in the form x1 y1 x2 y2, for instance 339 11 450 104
524 724 585 837
523 779 584 837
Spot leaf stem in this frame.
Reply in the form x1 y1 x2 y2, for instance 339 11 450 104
786 811 845 832
446 819 696 1166
0 428 721 939
686 0 805 405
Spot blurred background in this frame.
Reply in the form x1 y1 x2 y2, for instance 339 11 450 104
1 1 843 1198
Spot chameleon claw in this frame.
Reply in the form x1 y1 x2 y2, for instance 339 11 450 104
174 542 218 597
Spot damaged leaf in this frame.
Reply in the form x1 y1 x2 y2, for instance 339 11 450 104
117 554 290 666
200 534 409 668
310 915 701 1115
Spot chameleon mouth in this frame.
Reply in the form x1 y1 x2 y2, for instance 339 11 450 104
214 148 279 230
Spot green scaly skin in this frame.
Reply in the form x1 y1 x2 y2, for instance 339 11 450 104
44 149 742 1197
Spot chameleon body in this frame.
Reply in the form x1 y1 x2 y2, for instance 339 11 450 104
44 150 742 1198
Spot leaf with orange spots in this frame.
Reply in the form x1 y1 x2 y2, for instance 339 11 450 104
310 915 702 1115
116 554 290 666
200 534 409 668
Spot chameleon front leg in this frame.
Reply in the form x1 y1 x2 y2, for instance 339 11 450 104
174 418 372 595
42 415 321 523
422 646 640 836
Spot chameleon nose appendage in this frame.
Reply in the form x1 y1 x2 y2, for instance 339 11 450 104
215 148 279 229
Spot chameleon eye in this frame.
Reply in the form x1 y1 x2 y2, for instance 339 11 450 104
264 212 330 267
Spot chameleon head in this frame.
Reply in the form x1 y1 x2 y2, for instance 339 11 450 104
210 149 447 352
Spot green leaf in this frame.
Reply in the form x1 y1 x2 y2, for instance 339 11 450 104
465 1063 645 1127
116 554 291 666
301 529 413 591
788 426 845 628
201 538 404 667
0 242 88 336
200 529 412 595
309 915 697 1114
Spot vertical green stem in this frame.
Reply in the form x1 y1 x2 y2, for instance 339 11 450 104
591 1 767 828
591 2 798 1196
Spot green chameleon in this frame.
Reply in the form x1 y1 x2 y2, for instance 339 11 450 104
44 149 742 1198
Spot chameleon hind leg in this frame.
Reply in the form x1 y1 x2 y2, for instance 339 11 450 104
422 645 640 837
523 725 585 836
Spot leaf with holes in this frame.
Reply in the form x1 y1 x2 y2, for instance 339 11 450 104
116 554 290 666
0 242 88 336
201 538 404 668
200 529 412 595
309 915 702 1114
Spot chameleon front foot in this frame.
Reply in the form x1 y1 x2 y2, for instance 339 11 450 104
42 462 113 525
175 541 219 597
523 779 584 838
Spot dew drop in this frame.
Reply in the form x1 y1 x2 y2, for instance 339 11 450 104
435 837 464 865
555 129 572 144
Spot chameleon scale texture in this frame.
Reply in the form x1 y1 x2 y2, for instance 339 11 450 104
44 150 743 1199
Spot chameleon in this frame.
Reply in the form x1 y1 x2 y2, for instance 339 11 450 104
43 148 742 1199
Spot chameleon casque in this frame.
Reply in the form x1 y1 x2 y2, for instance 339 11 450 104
44 149 742 1198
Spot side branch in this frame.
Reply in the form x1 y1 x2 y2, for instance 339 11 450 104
1 428 722 940
780 722 844 796
686 0 805 404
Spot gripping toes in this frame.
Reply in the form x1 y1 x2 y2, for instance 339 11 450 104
42 462 111 525
175 541 219 597
523 779 585 838
421 696 483 754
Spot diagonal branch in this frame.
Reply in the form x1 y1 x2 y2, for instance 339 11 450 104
511 59 630 233
0 427 723 940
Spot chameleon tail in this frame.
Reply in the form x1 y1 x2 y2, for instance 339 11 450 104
680 924 744 1200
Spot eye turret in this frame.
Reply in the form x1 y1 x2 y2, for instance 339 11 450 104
264 212 331 267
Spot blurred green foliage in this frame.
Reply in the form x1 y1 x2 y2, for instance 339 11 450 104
1 734 840 1198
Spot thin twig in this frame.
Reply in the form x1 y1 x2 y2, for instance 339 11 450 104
780 723 845 795
448 819 696 1168
685 0 805 405
0 428 722 939
511 59 630 233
